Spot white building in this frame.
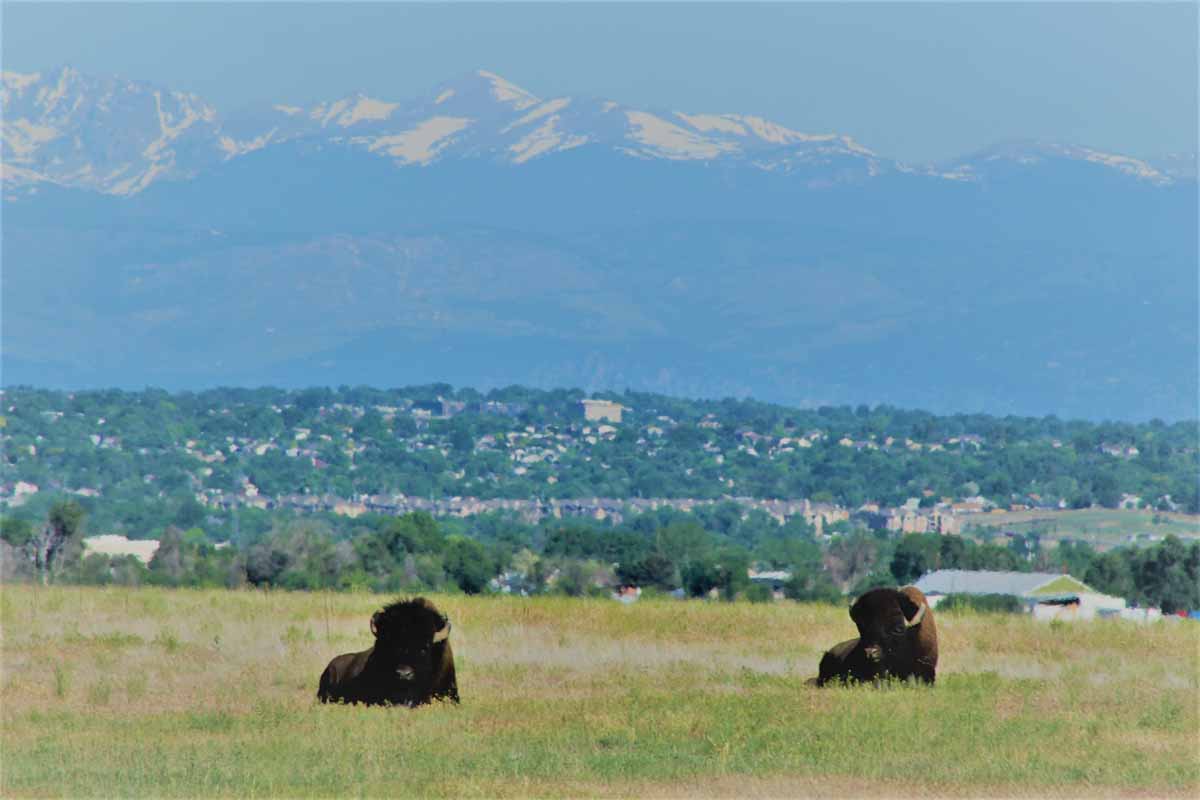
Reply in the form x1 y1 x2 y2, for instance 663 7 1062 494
915 569 1126 621
82 534 161 565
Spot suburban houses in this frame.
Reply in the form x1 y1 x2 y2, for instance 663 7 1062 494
2 388 1195 551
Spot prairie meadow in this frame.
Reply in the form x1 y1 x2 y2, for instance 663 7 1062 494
1 585 1197 798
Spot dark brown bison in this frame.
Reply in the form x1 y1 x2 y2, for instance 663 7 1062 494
816 585 938 686
318 597 459 707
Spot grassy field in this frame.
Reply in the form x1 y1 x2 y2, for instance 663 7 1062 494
1 586 1197 798
964 508 1199 547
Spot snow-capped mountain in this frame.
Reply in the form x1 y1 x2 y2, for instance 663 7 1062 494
4 67 1195 420
2 67 225 195
936 140 1177 186
4 66 1182 197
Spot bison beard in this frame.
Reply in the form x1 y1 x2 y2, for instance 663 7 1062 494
815 586 938 687
318 597 459 707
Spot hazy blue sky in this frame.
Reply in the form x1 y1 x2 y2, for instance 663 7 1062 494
4 2 1196 163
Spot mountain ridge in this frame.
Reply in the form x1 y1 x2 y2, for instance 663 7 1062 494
2 67 1196 421
3 66 1190 197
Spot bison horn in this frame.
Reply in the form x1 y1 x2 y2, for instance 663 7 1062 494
370 612 381 638
432 621 451 644
905 602 927 628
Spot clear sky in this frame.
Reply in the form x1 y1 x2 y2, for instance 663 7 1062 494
3 1 1196 163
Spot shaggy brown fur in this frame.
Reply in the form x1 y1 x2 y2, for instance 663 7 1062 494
815 585 938 686
318 597 459 707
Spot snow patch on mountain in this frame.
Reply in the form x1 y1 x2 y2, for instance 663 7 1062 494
145 89 217 159
0 162 47 184
336 96 400 127
945 140 1172 186
509 116 588 164
625 111 738 160
836 136 876 157
5 118 60 157
219 128 278 157
35 67 76 112
675 112 747 136
1149 152 1197 180
503 97 571 133
1072 147 1165 183
366 116 473 164
939 166 976 182
2 71 42 95
109 160 171 196
739 115 812 145
477 70 539 110
311 98 351 126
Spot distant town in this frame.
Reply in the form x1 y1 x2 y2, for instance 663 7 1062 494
3 387 1196 539
2 384 1198 619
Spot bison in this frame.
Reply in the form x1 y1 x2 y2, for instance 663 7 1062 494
318 597 459 707
815 585 938 686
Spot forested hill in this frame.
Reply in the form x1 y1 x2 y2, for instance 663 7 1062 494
2 386 1196 530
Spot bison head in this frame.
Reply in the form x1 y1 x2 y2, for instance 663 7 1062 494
369 598 451 702
849 586 929 668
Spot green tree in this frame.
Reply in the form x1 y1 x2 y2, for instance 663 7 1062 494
615 552 675 590
681 547 748 600
826 532 882 590
783 569 842 603
442 537 494 594
149 526 186 585
744 583 774 603
31 501 85 584
1130 537 1200 613
655 520 712 569
0 516 34 547
1084 551 1135 602
554 559 594 597
1052 540 1096 577
1091 471 1122 509
890 533 941 585
379 512 445 557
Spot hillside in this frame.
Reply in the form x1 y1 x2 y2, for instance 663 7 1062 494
2 386 1196 537
2 68 1197 419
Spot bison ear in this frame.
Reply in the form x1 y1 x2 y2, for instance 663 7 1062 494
370 612 381 638
898 587 927 628
432 619 451 644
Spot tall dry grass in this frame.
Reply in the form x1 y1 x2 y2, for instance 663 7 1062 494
1 585 1197 798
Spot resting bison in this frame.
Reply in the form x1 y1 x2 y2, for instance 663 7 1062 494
318 597 459 707
816 585 938 686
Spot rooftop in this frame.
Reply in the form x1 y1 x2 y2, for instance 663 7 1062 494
915 569 1095 598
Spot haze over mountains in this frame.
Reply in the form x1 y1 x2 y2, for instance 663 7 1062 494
3 67 1196 420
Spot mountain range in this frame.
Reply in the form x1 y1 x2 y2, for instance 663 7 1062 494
3 67 1197 420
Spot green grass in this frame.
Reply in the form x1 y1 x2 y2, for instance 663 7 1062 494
967 508 1199 546
2 586 1197 798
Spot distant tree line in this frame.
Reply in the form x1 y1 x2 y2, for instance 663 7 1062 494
4 501 1197 612
886 531 1200 613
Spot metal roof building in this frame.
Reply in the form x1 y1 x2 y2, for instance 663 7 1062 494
915 570 1092 599
915 569 1126 620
